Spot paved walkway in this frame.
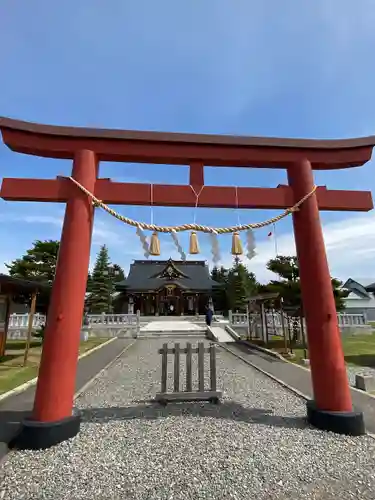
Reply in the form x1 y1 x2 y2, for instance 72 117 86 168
0 338 134 457
227 341 375 434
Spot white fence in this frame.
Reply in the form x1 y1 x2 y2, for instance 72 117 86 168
229 310 371 339
86 312 140 328
8 313 46 329
8 312 141 339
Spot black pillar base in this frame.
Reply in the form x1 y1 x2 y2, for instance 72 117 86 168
306 400 365 436
10 413 81 450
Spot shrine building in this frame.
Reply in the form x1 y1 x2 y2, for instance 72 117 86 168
114 258 219 316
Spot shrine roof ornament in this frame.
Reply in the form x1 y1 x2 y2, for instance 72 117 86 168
151 259 190 280
1 117 375 169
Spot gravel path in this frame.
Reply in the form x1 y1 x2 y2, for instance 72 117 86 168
1 338 375 500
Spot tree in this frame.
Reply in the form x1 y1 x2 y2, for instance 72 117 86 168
6 240 60 283
211 260 258 313
87 245 114 313
331 277 347 311
5 240 60 313
210 266 230 313
259 255 346 312
111 263 125 282
86 271 93 294
227 259 258 312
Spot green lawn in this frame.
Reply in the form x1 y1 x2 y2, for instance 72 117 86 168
0 337 108 395
262 333 375 368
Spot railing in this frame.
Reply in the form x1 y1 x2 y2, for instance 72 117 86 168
8 311 141 340
229 311 368 330
338 313 367 327
8 312 140 330
8 313 46 329
86 312 140 327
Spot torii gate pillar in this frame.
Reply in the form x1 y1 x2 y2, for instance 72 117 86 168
288 159 364 435
16 150 98 449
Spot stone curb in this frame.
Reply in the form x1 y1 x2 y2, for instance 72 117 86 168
238 340 285 360
0 337 117 403
74 340 136 399
240 340 375 402
281 354 375 401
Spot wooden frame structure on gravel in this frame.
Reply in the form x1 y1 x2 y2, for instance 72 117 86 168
0 117 373 448
155 342 222 405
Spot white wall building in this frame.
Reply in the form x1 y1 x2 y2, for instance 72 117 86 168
342 278 375 321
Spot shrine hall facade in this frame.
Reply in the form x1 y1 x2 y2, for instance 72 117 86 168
114 259 219 316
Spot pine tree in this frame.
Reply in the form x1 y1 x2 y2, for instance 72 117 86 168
258 255 346 311
110 263 125 282
5 239 60 313
211 266 230 313
227 261 248 312
6 239 60 283
88 245 113 313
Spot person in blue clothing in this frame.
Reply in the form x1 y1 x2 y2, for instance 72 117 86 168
205 306 213 326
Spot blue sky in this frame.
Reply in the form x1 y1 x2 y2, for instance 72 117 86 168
1 0 375 282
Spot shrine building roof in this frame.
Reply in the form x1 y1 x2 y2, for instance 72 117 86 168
0 274 50 295
116 259 219 292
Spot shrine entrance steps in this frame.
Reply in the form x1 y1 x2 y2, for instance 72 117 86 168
138 320 206 338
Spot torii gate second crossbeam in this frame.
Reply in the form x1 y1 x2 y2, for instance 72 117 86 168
0 117 373 449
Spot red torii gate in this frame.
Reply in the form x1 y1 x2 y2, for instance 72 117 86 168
0 117 373 449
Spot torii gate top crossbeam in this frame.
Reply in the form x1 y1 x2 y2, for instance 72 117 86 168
1 117 375 169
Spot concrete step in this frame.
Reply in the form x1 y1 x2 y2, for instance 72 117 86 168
138 332 206 338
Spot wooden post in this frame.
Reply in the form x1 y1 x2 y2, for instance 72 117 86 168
300 312 308 359
161 342 168 394
198 342 204 391
246 305 250 340
280 300 288 355
155 294 159 316
209 343 217 391
186 342 193 392
174 342 180 392
260 303 266 343
23 291 37 367
264 304 270 348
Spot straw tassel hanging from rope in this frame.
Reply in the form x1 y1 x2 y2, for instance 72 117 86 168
148 184 161 256
189 231 200 254
149 231 161 256
189 186 204 255
231 232 243 255
232 187 243 256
